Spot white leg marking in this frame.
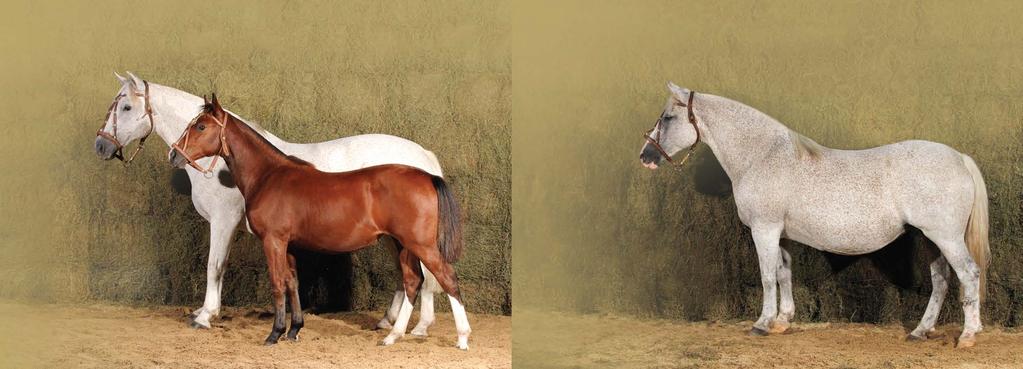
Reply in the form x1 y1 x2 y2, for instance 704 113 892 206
381 294 414 346
377 290 404 330
449 294 471 350
411 291 435 337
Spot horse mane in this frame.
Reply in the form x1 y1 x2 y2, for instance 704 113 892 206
788 130 824 160
200 103 314 168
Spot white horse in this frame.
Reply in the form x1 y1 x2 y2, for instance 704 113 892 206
639 82 990 348
94 72 443 336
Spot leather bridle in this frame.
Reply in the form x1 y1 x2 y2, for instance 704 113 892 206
170 111 232 175
97 80 155 165
644 90 699 170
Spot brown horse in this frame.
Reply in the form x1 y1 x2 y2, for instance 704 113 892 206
168 94 471 349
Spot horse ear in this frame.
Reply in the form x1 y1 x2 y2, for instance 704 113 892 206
125 71 143 91
211 93 224 114
114 71 129 84
667 81 689 103
203 94 210 105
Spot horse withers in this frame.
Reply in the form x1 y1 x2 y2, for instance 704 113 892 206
169 94 471 349
639 82 990 348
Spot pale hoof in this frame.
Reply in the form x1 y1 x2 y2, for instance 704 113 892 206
456 335 469 350
749 327 769 336
956 335 976 349
376 319 393 330
768 321 790 334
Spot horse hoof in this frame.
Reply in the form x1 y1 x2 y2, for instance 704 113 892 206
749 327 769 336
264 339 277 346
380 334 400 346
189 321 210 329
410 328 429 337
769 322 790 334
905 333 926 342
376 320 393 330
956 336 976 349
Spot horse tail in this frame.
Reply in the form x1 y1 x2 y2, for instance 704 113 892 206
962 154 990 303
431 176 463 263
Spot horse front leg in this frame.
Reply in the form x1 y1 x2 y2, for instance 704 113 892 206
262 236 290 346
923 232 982 348
750 224 784 336
285 252 304 341
191 213 242 329
774 248 794 334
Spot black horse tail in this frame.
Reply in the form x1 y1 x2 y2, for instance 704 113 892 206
432 176 463 263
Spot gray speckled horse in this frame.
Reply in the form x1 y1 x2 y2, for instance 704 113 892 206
639 83 990 348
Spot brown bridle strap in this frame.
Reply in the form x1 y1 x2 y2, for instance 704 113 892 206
170 112 231 175
644 90 699 171
96 80 156 165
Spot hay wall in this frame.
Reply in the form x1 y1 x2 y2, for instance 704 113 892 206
0 0 510 314
513 0 1023 326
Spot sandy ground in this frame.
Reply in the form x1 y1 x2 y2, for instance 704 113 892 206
0 302 510 369
513 310 1023 369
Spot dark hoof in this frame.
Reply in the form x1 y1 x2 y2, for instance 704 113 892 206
264 340 277 346
749 327 769 336
906 334 926 342
189 321 209 329
286 332 300 342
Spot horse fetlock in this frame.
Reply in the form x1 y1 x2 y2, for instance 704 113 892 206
410 321 433 337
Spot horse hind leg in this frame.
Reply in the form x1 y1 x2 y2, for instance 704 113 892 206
285 252 304 341
380 249 424 346
922 231 982 348
908 256 950 341
415 249 471 350
410 264 439 337
376 236 404 330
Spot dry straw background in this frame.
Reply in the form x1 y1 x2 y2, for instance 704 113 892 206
513 0 1023 329
0 0 510 315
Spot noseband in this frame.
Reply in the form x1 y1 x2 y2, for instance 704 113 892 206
170 113 232 175
644 90 699 170
97 80 155 165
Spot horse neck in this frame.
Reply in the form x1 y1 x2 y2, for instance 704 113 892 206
696 94 794 182
222 116 295 196
147 84 297 152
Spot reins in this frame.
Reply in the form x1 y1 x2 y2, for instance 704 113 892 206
97 80 156 166
170 112 232 175
644 90 699 170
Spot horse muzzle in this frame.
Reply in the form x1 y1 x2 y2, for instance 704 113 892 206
94 136 119 160
168 149 188 168
639 146 662 170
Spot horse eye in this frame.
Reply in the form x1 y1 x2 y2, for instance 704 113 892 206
123 105 132 111
662 115 674 121
197 123 206 131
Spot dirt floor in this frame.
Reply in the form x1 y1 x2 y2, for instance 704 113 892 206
0 302 510 369
513 310 1023 369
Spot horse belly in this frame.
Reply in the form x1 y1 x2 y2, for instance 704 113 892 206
783 202 904 255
